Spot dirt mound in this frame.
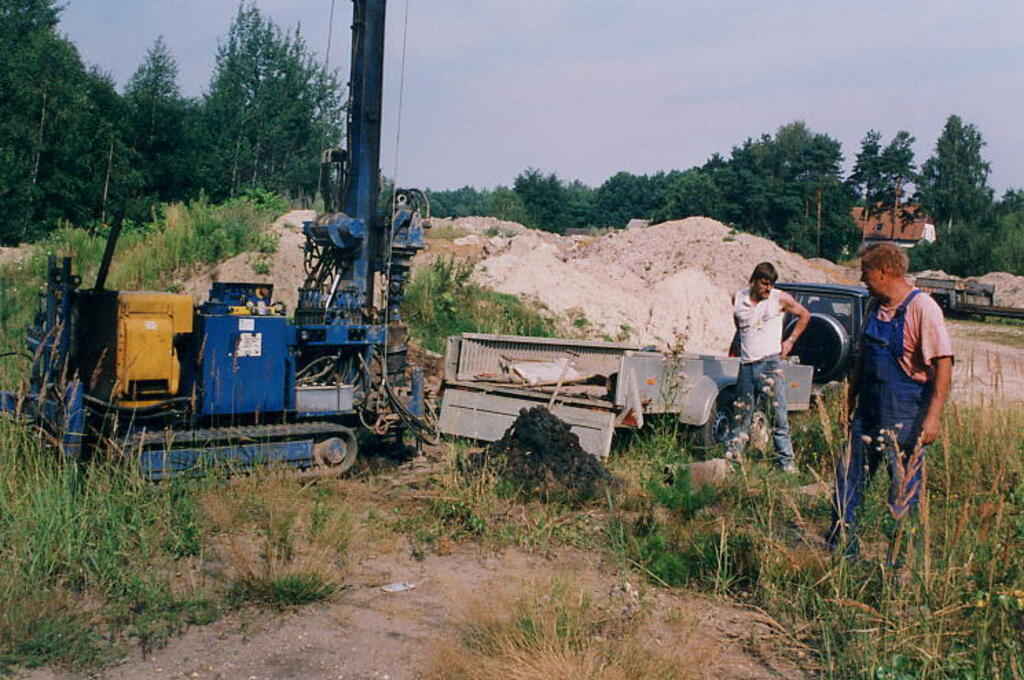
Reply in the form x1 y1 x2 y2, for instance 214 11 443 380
474 229 726 348
475 406 614 504
418 218 557 265
179 209 311 314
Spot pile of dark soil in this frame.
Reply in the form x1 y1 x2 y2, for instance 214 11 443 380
475 406 615 504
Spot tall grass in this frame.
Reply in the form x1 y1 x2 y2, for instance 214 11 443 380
402 257 556 353
0 418 217 669
0 415 353 671
605 401 1024 679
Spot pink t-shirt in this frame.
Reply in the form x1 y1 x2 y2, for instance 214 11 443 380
870 290 954 383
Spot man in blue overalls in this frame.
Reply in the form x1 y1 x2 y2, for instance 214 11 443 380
828 243 953 558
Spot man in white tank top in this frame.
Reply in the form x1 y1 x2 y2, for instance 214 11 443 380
726 262 810 471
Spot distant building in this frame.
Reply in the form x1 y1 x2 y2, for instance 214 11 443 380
855 205 936 248
626 218 650 230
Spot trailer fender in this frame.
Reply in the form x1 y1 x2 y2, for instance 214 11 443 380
676 374 726 426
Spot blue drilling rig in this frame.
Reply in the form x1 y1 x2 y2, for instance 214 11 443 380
0 0 432 479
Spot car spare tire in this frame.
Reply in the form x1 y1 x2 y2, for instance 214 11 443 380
786 313 850 383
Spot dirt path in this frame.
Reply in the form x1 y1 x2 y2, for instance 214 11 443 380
24 545 808 680
948 320 1024 405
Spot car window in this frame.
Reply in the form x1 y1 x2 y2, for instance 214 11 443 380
788 293 856 335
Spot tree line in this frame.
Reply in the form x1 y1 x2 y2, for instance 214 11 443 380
432 118 1022 274
1 0 1020 277
0 0 342 243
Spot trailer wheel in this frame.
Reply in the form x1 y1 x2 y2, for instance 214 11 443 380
696 387 771 452
313 429 359 474
697 387 735 448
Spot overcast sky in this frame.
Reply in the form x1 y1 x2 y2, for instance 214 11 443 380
59 0 1024 194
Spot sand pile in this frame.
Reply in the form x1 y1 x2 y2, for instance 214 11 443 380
431 216 531 237
976 272 1024 308
574 217 855 291
415 217 543 264
472 217 852 354
180 210 311 313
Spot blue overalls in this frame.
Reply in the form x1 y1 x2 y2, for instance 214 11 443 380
829 289 931 554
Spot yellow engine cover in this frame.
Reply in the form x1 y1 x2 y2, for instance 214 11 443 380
116 292 194 407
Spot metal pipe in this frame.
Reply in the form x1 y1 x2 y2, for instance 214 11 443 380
94 220 123 290
408 368 424 417
345 0 387 309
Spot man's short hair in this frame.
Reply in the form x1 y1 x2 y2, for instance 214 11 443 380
749 262 778 284
860 242 909 276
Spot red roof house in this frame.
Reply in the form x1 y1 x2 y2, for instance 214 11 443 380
854 205 936 247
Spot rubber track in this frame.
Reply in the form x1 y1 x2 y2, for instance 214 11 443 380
126 422 349 449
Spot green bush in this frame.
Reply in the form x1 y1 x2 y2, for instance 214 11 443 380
644 465 717 521
402 257 555 353
229 571 335 609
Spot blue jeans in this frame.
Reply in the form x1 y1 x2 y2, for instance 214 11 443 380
726 355 794 466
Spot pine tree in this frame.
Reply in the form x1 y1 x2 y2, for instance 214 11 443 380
849 130 884 211
697 122 856 260
918 115 993 232
124 37 194 209
513 168 568 232
878 131 916 220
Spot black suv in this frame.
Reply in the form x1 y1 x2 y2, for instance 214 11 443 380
776 282 871 385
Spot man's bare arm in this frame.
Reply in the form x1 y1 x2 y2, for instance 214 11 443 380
779 291 810 357
920 356 952 445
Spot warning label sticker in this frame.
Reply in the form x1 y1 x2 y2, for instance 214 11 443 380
238 318 255 331
236 332 262 357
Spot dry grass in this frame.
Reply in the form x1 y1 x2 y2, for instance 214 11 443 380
425 578 696 680
199 471 353 607
0 575 106 669
426 224 472 240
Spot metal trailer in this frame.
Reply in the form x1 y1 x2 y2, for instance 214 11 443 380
914 277 1024 321
0 0 433 479
437 333 814 458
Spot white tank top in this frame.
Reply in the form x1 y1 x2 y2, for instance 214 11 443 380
733 287 784 362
